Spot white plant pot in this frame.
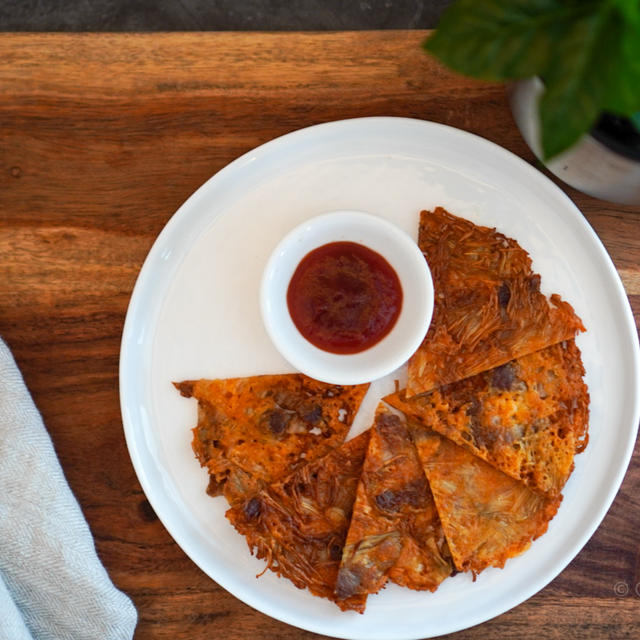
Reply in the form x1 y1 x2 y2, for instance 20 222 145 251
510 77 640 205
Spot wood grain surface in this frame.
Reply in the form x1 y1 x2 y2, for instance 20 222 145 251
1 32 639 640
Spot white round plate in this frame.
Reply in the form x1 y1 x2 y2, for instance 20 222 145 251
120 117 640 640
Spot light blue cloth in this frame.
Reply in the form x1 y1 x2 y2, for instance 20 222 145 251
0 338 137 640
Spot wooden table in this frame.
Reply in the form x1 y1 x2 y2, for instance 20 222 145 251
1 32 638 640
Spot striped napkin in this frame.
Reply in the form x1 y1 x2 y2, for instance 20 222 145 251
0 338 137 640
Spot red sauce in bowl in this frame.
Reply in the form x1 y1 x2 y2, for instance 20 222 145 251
286 241 403 354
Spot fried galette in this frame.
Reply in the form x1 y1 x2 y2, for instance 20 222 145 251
407 208 584 396
387 340 589 495
409 422 561 575
174 375 369 505
226 430 372 611
336 405 452 611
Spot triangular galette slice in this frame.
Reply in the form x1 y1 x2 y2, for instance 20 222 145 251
408 422 561 575
174 375 369 505
407 207 585 396
387 340 589 496
226 430 371 612
335 405 452 610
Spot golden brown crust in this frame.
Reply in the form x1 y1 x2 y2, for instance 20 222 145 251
387 340 589 495
408 422 561 574
407 208 585 396
225 430 372 612
335 405 452 609
175 375 369 505
179 207 590 610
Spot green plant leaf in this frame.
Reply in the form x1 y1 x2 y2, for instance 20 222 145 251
539 2 640 158
604 13 640 114
631 112 640 133
611 0 640 25
539 6 615 158
423 0 589 81
424 0 640 159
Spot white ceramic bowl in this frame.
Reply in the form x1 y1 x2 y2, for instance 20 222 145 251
260 210 434 385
